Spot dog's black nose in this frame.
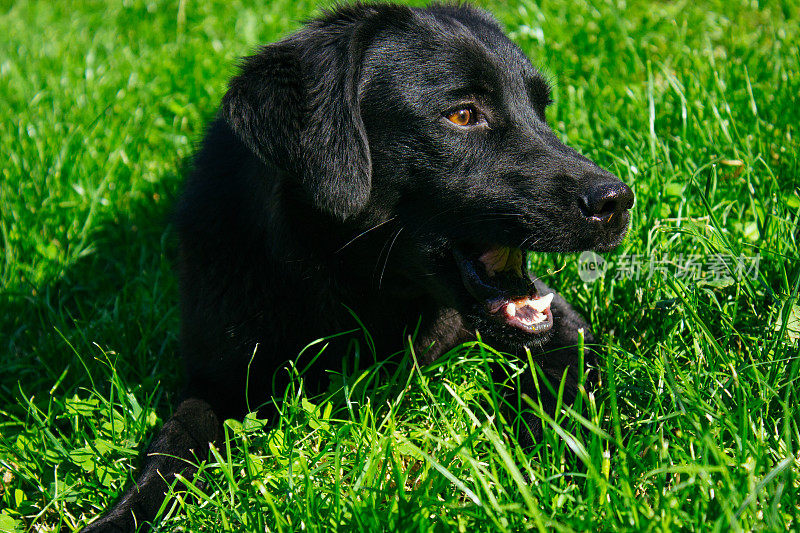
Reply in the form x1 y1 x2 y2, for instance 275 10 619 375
578 181 634 222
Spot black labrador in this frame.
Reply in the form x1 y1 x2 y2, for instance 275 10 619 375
83 3 632 531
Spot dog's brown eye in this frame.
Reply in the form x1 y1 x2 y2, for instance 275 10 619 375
447 107 477 126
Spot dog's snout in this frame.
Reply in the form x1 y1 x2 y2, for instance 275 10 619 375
578 180 634 222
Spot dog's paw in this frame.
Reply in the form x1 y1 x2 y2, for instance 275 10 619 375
80 517 134 533
80 506 143 533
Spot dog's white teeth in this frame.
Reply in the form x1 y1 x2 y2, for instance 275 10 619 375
529 293 554 313
505 302 517 316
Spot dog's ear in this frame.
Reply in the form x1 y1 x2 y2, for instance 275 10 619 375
221 23 373 221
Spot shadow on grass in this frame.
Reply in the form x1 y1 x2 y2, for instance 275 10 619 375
1 161 193 421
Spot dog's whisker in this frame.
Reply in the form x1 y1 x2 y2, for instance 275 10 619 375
377 227 404 290
373 230 397 280
518 233 548 250
335 216 397 254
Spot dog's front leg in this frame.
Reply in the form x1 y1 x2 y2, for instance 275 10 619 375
81 398 220 533
513 287 598 448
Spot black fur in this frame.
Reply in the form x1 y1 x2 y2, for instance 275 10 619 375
82 3 633 531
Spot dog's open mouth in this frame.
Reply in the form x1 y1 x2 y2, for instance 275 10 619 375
453 245 554 334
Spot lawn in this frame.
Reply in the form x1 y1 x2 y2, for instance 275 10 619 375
1 0 798 531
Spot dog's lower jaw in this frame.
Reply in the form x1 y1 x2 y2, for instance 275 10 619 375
465 310 556 353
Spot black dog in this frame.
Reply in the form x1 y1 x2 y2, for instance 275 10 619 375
83 3 632 531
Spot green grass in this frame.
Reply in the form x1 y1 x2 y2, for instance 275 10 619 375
1 0 799 531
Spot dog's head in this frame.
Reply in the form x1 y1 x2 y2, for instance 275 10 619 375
222 3 633 348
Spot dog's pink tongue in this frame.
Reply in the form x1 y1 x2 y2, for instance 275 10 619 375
504 293 553 325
